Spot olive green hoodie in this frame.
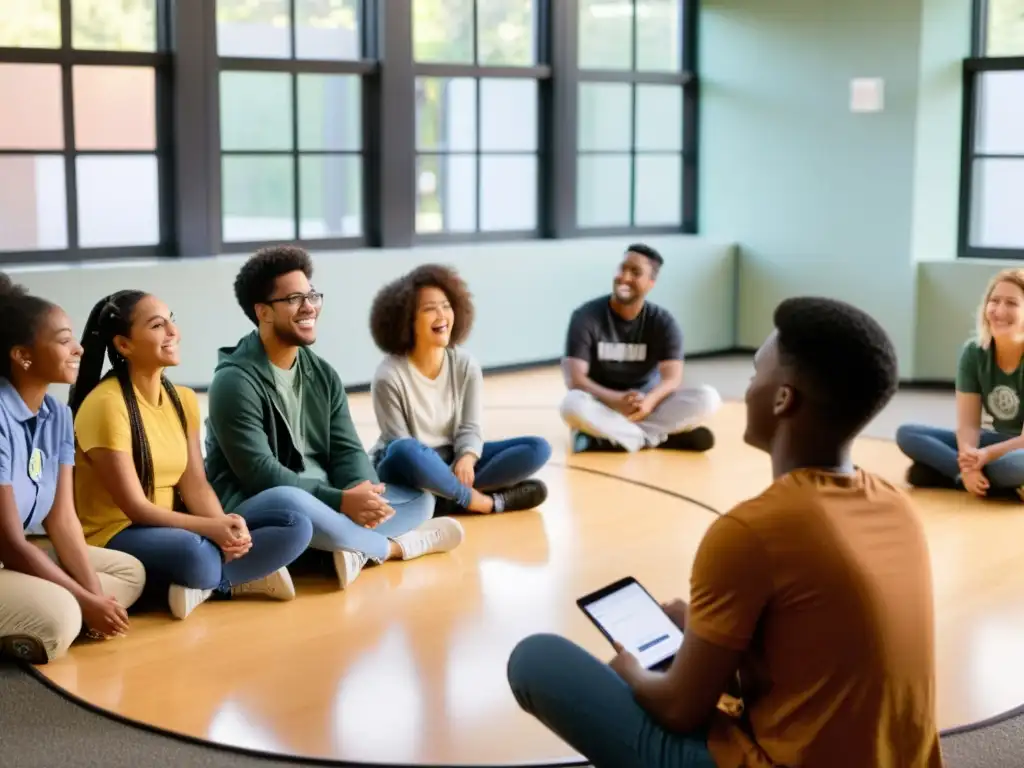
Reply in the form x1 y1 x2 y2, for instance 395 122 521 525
204 330 376 513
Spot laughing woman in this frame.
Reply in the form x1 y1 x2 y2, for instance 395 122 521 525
897 268 1024 499
68 291 313 620
0 275 144 663
368 264 551 514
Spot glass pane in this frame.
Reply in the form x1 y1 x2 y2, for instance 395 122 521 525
299 154 362 238
971 158 1024 249
480 154 536 230
222 154 295 242
416 77 476 152
0 0 60 48
579 0 632 70
480 79 536 151
477 0 535 66
220 71 293 151
636 0 680 71
413 0 474 63
0 64 63 150
577 154 631 227
298 74 361 151
295 0 360 60
73 0 156 51
76 155 159 247
73 66 156 150
634 153 681 226
976 71 1024 156
578 83 632 151
0 156 66 251
986 0 1024 56
635 84 682 151
217 0 290 58
416 154 476 233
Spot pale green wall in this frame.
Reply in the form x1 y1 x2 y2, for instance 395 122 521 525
8 236 737 393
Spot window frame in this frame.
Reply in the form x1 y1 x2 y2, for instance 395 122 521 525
958 0 1024 260
0 0 173 266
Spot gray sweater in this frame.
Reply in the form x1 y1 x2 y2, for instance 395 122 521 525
369 347 484 461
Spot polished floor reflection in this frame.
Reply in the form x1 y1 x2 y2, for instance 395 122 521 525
36 369 1024 766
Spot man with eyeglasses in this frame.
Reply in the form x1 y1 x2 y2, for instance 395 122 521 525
203 246 465 591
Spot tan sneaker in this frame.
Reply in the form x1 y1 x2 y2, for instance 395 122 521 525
393 517 465 560
231 567 296 601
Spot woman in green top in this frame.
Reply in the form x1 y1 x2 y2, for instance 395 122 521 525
897 268 1024 499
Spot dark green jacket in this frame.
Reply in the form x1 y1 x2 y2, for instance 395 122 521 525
204 331 376 512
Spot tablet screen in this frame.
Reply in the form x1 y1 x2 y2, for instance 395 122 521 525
583 582 683 669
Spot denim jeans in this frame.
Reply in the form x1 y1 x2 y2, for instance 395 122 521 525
107 486 313 595
375 436 552 509
895 423 1024 489
507 634 717 768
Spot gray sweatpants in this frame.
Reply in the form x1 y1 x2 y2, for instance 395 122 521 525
560 385 722 452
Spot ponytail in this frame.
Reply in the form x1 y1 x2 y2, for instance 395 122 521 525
70 291 188 503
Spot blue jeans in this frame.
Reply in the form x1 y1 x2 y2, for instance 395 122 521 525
107 487 313 595
895 423 1024 489
294 483 435 562
375 436 552 509
507 634 717 768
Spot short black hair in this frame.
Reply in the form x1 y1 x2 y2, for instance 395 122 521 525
369 264 474 355
774 296 898 434
626 243 663 276
0 273 56 380
234 245 314 325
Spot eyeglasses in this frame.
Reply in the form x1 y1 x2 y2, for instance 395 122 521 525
266 290 324 309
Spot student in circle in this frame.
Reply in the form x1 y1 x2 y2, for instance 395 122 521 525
69 291 313 620
559 243 722 454
897 268 1024 499
509 297 943 768
203 247 465 591
0 275 144 663
367 264 551 515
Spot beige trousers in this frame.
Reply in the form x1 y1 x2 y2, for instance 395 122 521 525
0 541 145 662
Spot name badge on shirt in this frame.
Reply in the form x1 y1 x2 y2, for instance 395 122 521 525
28 449 43 482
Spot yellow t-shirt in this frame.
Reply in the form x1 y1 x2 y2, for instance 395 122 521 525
74 377 201 547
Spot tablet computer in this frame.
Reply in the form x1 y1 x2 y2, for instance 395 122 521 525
577 576 683 672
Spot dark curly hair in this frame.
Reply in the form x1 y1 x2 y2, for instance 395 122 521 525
234 245 314 326
369 264 475 356
0 273 57 380
774 296 898 434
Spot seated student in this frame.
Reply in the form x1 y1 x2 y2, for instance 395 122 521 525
204 246 465 591
897 268 1024 500
560 244 721 454
509 297 944 768
69 291 314 621
367 264 551 514
0 275 144 663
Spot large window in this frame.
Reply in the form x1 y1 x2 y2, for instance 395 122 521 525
412 0 546 238
0 0 169 261
960 0 1024 257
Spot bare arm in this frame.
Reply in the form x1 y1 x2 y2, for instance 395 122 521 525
955 391 982 452
40 465 103 596
177 427 228 519
642 360 684 410
561 357 629 408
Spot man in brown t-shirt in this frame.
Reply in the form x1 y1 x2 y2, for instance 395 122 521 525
508 297 943 768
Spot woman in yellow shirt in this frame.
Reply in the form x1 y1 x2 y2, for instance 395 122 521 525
69 290 313 620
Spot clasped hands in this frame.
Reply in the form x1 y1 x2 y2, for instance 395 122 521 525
614 391 654 423
341 480 395 528
205 513 253 562
958 445 991 496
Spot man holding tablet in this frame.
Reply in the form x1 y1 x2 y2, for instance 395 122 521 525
507 297 944 768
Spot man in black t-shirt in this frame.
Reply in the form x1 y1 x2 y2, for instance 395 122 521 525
559 244 721 453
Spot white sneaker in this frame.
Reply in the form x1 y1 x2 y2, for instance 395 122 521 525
393 517 465 561
231 567 296 601
334 550 368 589
168 584 213 620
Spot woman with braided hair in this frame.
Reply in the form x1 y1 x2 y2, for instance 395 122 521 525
69 291 313 620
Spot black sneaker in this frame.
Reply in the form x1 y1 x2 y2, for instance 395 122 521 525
661 427 715 452
571 431 625 454
905 462 957 489
493 479 548 512
0 635 47 665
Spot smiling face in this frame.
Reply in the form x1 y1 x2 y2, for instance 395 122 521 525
414 285 455 350
612 251 657 306
985 279 1024 342
113 295 180 371
11 306 83 386
257 269 321 348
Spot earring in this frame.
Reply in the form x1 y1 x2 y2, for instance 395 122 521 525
23 361 31 370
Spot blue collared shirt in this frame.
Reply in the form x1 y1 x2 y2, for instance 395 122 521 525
0 378 75 531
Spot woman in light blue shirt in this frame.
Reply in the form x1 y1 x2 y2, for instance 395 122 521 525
0 274 145 664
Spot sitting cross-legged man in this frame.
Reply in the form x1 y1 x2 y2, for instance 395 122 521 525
559 244 721 453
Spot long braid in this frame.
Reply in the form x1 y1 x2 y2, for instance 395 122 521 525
161 373 189 511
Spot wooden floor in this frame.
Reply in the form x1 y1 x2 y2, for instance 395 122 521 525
36 369 1024 766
